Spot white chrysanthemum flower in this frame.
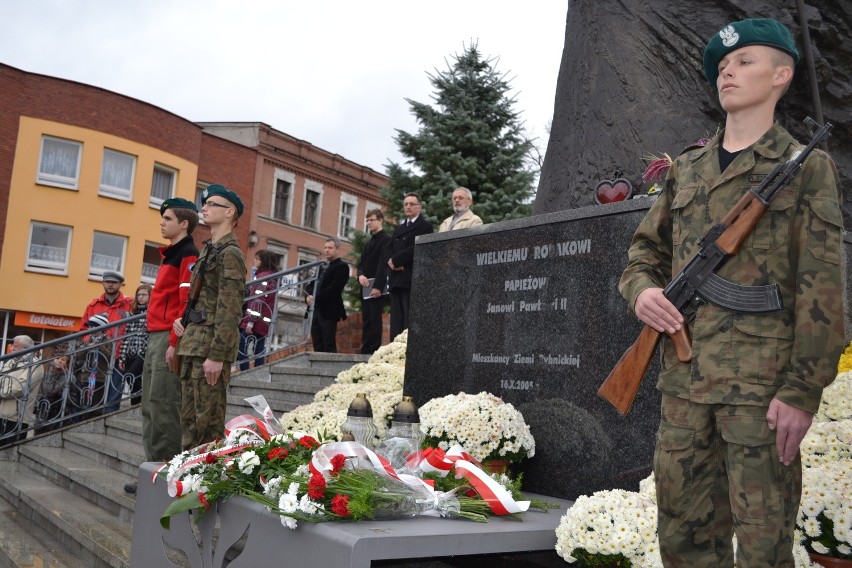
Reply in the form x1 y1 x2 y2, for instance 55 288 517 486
294 464 310 478
279 492 298 514
237 451 260 474
281 515 298 530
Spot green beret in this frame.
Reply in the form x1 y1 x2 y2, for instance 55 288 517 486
703 18 799 87
159 197 198 216
202 184 244 216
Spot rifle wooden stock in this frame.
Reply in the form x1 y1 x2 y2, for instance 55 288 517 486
598 325 661 415
169 347 182 375
598 325 691 414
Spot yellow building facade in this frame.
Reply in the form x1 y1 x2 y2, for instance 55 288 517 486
0 117 199 338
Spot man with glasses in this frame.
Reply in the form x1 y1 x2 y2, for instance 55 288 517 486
357 209 391 354
439 187 483 232
173 184 246 450
381 192 433 340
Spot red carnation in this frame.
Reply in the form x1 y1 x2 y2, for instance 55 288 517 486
268 447 289 460
299 435 319 449
204 453 217 464
330 454 346 474
308 471 326 499
331 494 350 517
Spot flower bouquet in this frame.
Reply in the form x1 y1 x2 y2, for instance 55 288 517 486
797 460 852 560
555 485 662 567
160 398 544 531
796 349 852 563
418 391 535 463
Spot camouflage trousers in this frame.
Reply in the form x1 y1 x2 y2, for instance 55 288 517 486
179 357 231 451
655 394 801 568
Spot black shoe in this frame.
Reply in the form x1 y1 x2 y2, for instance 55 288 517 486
124 481 137 494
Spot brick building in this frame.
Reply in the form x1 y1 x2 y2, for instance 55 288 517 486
0 63 387 348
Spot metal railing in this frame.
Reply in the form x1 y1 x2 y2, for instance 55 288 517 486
0 261 325 446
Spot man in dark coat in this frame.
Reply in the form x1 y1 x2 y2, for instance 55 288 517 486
377 192 434 340
307 238 349 353
357 209 391 354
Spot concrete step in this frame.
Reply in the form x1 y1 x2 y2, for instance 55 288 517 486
234 370 337 394
0 496 91 568
16 445 136 521
269 351 368 374
62 431 145 478
105 414 143 445
0 462 132 568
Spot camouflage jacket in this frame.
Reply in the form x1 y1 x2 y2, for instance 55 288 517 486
177 233 246 363
620 123 845 413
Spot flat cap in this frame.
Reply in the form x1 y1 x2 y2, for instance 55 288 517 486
202 184 244 216
101 271 124 283
704 18 799 87
159 197 198 216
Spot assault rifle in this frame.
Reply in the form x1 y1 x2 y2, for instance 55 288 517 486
169 246 210 375
598 118 833 415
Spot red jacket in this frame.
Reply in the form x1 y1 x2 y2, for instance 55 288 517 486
80 293 133 331
147 236 199 346
239 269 277 337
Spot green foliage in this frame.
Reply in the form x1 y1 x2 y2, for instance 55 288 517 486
383 42 537 226
570 549 633 567
343 229 371 312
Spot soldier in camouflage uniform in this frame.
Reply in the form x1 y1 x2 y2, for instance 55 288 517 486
175 184 246 450
619 19 845 567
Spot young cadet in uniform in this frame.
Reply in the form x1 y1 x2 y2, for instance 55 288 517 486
174 184 246 450
126 198 199 494
618 19 845 566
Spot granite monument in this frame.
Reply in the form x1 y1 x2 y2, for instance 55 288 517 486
404 199 660 500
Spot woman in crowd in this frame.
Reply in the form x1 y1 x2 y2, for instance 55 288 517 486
238 250 280 371
118 283 152 405
34 346 71 434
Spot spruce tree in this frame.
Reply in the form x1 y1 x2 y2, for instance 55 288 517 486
383 43 536 226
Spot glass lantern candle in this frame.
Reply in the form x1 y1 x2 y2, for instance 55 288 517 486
341 393 379 448
378 396 424 471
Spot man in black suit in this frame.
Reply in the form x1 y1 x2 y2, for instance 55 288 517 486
307 238 349 352
357 209 391 354
378 192 434 340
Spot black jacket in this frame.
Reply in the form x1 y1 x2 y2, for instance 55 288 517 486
357 230 391 281
377 216 434 291
313 258 349 321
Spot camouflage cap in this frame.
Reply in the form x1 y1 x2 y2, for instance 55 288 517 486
202 184 244 216
703 18 799 87
159 197 198 217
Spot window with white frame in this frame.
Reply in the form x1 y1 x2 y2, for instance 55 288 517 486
302 181 323 230
266 242 289 272
27 222 72 274
99 148 136 200
272 170 295 222
150 164 176 207
141 242 162 284
298 249 318 265
338 193 358 240
89 232 127 279
37 136 82 190
364 201 382 232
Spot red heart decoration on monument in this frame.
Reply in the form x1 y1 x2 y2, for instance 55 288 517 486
594 178 632 204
